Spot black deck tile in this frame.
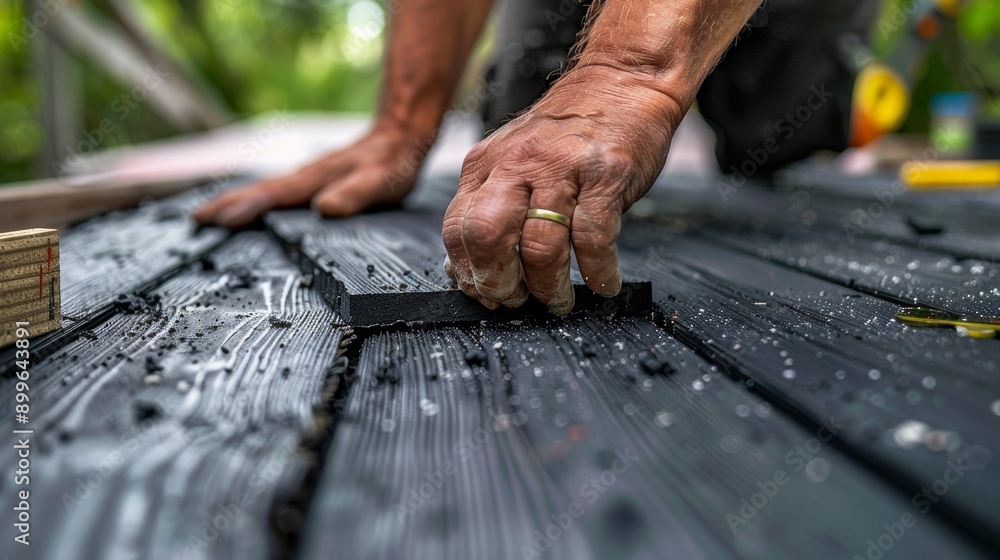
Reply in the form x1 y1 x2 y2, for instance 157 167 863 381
265 208 651 327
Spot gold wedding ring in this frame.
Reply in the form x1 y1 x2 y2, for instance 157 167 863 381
525 208 571 228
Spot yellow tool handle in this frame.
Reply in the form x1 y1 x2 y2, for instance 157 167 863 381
901 160 1000 189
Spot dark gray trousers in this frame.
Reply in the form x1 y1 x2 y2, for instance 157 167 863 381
479 0 879 173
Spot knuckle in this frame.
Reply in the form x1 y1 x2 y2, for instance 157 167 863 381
573 210 620 249
519 235 565 267
573 226 617 253
585 145 633 183
462 209 511 252
464 140 489 163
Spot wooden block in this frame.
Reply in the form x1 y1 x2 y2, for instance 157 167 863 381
0 228 61 347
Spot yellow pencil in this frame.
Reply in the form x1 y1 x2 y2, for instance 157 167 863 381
901 160 1000 189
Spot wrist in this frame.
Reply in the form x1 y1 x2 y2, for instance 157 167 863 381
373 113 440 146
549 63 687 134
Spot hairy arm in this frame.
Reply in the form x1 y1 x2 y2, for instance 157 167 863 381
572 0 762 110
377 0 495 139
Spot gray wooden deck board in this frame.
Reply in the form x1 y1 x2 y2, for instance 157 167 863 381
300 318 988 560
0 232 346 560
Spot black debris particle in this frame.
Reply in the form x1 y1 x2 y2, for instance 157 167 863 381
374 353 399 385
135 400 163 422
152 204 185 222
905 215 945 235
144 356 164 374
166 247 190 260
269 316 293 328
198 257 216 271
602 498 644 542
638 350 675 376
113 292 161 315
463 349 488 368
225 265 256 289
580 341 598 357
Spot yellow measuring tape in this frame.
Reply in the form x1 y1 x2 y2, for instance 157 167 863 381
896 307 1000 338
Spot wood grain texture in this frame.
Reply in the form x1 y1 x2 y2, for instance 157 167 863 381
615 225 1000 551
0 232 347 560
266 208 651 327
777 166 1000 261
57 189 228 320
0 176 203 231
1 228 61 347
300 317 987 560
703 224 1000 317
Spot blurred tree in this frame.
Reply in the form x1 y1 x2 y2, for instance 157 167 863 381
873 0 1000 132
0 0 997 184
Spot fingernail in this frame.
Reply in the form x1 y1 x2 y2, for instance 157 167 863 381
502 289 530 308
600 273 623 298
549 304 573 316
479 297 501 310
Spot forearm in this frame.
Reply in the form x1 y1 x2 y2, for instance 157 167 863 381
376 0 495 140
563 0 762 121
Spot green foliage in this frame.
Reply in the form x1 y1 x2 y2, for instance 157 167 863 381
0 0 997 184
875 0 1000 132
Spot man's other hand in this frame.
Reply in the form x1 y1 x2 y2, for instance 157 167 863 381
442 65 682 315
193 123 432 228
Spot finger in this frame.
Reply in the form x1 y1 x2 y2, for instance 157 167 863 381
193 175 315 227
193 156 352 227
519 182 576 315
443 166 499 309
312 169 400 217
572 195 623 297
194 187 274 228
461 176 530 307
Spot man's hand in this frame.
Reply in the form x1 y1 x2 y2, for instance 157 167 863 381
444 0 761 315
442 65 682 314
194 0 495 227
193 124 428 228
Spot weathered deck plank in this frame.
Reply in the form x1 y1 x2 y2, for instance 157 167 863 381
616 225 1000 551
0 232 346 560
300 317 988 560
